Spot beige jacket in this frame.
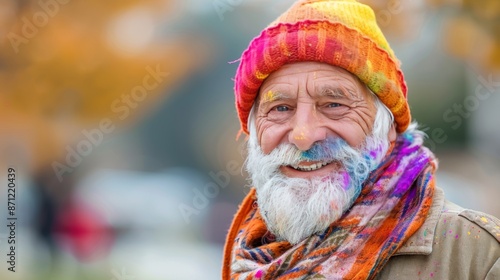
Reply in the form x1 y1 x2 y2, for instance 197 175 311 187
378 188 500 280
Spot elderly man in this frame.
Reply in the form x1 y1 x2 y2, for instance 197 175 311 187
222 0 500 279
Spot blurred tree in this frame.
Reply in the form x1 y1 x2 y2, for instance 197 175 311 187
439 0 500 71
360 0 500 71
0 0 208 172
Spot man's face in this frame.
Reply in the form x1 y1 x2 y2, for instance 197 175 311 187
247 62 395 244
255 62 379 177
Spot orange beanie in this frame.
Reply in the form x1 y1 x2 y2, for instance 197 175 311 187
234 0 410 134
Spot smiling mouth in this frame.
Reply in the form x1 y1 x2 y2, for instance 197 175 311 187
290 161 333 172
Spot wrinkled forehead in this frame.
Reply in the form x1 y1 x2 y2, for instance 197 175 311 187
254 62 373 107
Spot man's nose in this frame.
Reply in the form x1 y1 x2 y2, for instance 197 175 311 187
288 105 327 151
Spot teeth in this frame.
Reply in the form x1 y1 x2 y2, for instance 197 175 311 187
291 161 330 172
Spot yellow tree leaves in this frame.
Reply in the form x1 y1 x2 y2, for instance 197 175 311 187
442 0 500 70
443 15 500 71
0 0 207 171
360 0 500 71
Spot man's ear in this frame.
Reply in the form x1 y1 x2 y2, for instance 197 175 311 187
388 122 397 142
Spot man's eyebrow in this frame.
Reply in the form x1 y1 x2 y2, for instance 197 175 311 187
319 86 356 99
258 90 289 106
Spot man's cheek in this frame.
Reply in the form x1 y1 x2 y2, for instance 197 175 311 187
260 126 290 155
259 129 277 155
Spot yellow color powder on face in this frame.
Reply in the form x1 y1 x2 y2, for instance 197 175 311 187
265 90 279 103
294 131 307 140
260 90 281 104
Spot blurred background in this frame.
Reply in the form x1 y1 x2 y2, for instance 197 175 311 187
0 0 499 279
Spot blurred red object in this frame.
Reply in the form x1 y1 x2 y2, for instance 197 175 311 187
54 200 114 262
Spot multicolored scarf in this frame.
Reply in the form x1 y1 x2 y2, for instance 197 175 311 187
222 130 437 279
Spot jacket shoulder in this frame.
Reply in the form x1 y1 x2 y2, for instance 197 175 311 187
378 199 500 280
432 201 500 279
455 206 500 243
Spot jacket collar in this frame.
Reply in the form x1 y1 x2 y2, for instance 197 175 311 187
393 187 445 256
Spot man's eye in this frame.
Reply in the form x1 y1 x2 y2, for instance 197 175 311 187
274 105 289 112
327 103 342 108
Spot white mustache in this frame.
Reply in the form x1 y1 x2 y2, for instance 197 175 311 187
248 135 385 184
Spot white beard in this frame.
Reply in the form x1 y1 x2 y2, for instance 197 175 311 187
245 120 391 245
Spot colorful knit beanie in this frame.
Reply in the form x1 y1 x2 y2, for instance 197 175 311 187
234 0 410 134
